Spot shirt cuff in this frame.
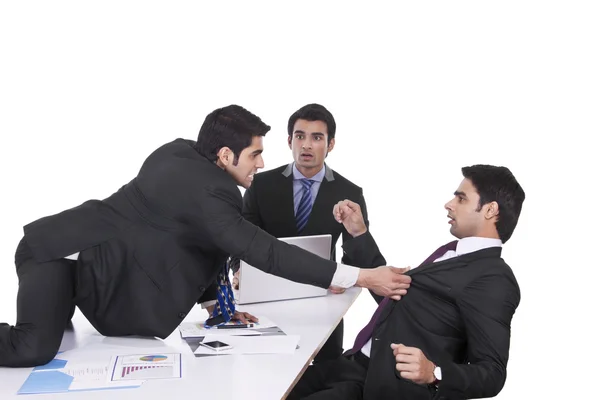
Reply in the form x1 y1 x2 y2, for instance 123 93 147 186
201 300 217 309
331 263 360 288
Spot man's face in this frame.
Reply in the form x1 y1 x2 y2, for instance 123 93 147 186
288 119 334 177
445 178 487 239
223 136 265 189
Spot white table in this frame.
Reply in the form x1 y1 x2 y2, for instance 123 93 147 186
0 287 362 400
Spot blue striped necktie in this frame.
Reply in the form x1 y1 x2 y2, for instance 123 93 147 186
204 262 236 328
296 178 315 233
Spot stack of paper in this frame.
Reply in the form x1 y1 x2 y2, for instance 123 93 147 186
17 353 182 395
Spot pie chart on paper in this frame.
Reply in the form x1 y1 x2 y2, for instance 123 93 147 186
139 355 168 362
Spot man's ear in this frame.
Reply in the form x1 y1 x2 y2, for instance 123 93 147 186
484 201 500 220
216 146 233 168
287 136 292 150
327 137 336 153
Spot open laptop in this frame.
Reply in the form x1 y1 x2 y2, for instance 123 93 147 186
234 234 332 305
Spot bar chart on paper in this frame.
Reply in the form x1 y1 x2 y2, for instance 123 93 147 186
120 365 173 380
110 353 182 382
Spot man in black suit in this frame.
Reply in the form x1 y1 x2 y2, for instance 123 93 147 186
231 103 386 363
0 105 412 368
289 164 525 400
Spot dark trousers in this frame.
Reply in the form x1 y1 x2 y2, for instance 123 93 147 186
313 319 344 363
288 352 369 400
0 238 76 367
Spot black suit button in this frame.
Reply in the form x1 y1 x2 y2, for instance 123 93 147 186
198 286 205 292
178 312 186 319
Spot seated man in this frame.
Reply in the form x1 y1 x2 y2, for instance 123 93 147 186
231 103 386 362
289 164 525 400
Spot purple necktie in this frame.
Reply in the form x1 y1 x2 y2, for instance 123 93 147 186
349 240 458 354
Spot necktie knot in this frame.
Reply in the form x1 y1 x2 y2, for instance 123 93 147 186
300 178 315 190
444 240 458 252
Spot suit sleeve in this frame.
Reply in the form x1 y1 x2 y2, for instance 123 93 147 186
435 270 520 399
198 184 337 289
340 191 386 303
230 182 263 273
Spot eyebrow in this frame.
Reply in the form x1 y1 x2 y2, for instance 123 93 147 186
454 191 467 198
251 149 263 156
293 130 325 136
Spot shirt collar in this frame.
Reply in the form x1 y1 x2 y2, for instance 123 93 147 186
455 237 502 256
292 163 326 183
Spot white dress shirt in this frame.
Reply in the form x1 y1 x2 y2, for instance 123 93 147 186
360 237 503 357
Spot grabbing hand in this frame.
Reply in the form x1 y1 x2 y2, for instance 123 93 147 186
356 266 411 300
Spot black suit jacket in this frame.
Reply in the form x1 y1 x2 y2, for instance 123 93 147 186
235 163 386 300
22 139 339 339
364 247 520 400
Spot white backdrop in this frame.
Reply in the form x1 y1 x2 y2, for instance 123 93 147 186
1 1 598 398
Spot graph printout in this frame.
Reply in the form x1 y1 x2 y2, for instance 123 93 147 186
109 353 182 382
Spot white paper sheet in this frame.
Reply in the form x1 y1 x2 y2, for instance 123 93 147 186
18 359 143 394
67 364 144 391
194 335 300 355
108 353 182 382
